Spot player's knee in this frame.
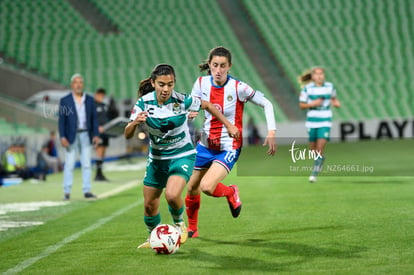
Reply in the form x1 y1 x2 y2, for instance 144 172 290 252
187 181 199 194
200 180 215 196
165 191 180 206
144 201 158 216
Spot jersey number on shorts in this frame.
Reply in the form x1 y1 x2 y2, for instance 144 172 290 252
224 151 237 163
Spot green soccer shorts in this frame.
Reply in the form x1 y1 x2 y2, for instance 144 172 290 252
143 154 196 189
308 127 331 142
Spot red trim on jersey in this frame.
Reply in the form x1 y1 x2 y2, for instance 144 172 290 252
198 77 202 90
234 80 244 149
208 86 224 150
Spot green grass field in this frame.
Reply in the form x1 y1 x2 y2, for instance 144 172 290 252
1 140 413 274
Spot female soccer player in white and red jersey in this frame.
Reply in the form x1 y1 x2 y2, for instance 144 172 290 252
185 46 277 238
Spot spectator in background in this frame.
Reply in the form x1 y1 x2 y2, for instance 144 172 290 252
46 130 62 171
107 95 119 120
58 73 99 200
94 88 110 181
3 143 33 180
37 143 59 176
47 131 58 158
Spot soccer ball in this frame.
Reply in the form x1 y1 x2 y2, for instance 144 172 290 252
149 224 181 254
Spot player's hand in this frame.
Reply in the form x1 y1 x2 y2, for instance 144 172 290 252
331 98 341 108
188 111 199 120
263 130 277 156
92 136 101 147
61 137 69 147
98 126 104 133
227 125 240 140
134 111 148 124
311 98 324 107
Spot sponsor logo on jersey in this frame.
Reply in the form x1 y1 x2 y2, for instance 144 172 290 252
173 103 181 114
213 103 223 113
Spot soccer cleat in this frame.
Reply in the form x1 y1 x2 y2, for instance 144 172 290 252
64 193 70 201
188 230 199 238
137 238 150 249
309 176 317 183
227 185 242 218
175 221 188 244
84 192 97 199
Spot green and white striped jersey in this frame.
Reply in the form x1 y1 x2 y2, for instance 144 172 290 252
299 82 337 128
130 91 201 160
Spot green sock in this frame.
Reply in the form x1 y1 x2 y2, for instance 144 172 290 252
144 213 161 233
312 156 325 176
168 205 184 224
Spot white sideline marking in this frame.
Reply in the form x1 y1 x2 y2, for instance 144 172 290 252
4 198 144 275
98 180 140 199
0 201 69 215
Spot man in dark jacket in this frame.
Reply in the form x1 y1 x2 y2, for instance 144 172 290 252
58 73 99 200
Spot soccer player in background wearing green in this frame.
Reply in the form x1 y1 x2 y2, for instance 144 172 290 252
124 64 239 248
299 67 341 182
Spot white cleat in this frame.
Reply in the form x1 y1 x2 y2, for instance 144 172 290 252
309 176 317 183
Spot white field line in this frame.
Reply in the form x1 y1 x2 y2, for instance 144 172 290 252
98 180 140 199
4 197 144 275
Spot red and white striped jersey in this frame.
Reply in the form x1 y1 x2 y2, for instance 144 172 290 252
191 75 255 151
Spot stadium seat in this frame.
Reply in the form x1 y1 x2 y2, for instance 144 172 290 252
242 0 414 120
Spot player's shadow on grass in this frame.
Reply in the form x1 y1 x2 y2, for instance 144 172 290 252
183 247 299 273
188 227 366 273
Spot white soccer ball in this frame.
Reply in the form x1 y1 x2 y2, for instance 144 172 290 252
149 224 181 254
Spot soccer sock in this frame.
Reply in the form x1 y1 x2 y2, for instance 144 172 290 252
185 194 200 231
212 182 234 198
144 213 161 233
96 159 103 174
168 205 184 224
311 156 325 176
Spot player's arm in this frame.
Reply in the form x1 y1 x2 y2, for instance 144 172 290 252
299 87 323 109
125 102 147 139
331 97 341 108
299 99 323 109
124 111 147 139
248 91 277 156
200 100 240 139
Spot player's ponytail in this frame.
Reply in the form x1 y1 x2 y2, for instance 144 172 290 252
298 67 324 87
137 64 176 98
199 46 232 75
198 62 210 73
137 77 153 98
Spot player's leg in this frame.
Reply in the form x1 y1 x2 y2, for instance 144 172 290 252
94 136 109 181
166 155 195 243
165 175 188 243
185 169 206 238
143 185 163 231
200 161 242 218
313 137 327 174
310 127 329 182
138 185 163 248
185 144 212 237
137 158 166 248
308 128 318 182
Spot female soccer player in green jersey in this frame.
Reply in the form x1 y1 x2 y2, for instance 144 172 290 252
299 67 341 182
124 64 239 248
